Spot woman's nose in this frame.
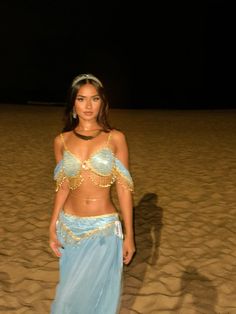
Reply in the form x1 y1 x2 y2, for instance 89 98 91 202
86 99 92 108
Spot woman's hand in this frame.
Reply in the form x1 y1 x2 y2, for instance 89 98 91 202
123 237 136 265
49 230 63 257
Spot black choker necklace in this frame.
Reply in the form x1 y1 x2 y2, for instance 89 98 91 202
73 129 102 141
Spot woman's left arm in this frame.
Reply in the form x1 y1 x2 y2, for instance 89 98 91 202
114 131 135 265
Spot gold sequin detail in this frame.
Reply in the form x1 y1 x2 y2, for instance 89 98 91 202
89 171 116 188
58 220 117 244
55 170 84 192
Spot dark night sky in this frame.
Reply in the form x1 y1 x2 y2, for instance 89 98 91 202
0 1 235 109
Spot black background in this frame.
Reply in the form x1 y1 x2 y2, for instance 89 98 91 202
0 1 235 109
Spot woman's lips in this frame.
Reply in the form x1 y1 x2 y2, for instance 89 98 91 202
84 112 93 115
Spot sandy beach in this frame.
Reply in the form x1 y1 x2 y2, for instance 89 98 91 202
0 104 236 314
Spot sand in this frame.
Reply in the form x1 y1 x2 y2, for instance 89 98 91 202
0 104 236 314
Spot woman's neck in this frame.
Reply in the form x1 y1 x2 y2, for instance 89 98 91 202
76 122 101 131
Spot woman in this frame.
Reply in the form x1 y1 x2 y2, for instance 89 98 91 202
49 73 135 314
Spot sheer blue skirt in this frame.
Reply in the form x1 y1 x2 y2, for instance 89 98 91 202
51 210 123 314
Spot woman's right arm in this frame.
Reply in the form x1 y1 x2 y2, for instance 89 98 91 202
49 134 70 256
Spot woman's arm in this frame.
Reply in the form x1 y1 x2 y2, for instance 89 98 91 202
49 134 70 257
114 130 135 265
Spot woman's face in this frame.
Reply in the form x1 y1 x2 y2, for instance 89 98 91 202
74 83 102 121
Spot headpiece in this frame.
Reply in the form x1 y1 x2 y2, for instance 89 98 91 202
72 74 103 87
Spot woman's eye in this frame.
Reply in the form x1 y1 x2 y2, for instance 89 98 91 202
77 97 83 102
93 97 100 102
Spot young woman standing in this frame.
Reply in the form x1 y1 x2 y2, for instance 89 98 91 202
50 74 135 313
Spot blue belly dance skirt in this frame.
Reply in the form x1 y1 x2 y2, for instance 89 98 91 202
51 210 123 314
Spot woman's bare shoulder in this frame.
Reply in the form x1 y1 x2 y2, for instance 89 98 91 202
61 130 72 136
110 128 126 141
110 129 128 150
55 130 71 141
54 133 61 143
53 131 70 147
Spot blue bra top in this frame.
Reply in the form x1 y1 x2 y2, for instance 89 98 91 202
54 131 134 192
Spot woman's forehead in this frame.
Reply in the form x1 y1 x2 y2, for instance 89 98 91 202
77 83 98 95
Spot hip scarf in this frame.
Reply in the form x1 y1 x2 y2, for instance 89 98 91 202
51 210 123 314
56 210 123 247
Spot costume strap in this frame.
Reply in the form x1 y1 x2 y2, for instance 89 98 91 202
60 133 67 150
107 131 112 146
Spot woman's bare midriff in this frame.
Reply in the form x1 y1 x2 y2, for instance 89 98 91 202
63 183 117 217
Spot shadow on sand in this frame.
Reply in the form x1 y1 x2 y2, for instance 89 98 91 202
121 192 163 312
174 265 218 314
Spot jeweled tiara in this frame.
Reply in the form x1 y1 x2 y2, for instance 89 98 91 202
72 74 103 87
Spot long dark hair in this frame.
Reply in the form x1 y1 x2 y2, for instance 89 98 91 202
62 74 113 132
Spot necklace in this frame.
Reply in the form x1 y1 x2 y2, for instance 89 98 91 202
73 129 103 140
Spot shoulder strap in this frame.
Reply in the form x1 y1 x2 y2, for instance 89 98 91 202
60 133 67 150
107 130 112 146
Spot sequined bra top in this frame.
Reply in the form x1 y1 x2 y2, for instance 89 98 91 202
54 131 134 192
